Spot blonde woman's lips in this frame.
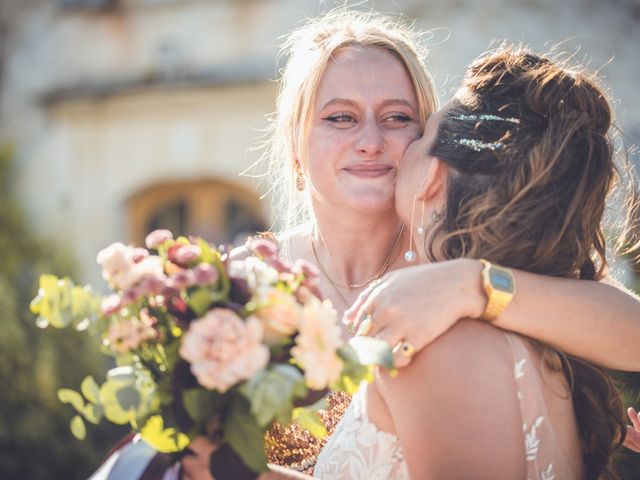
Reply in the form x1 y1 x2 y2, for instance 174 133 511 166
343 164 394 178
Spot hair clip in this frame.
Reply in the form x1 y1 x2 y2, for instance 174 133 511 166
454 114 521 125
456 138 504 152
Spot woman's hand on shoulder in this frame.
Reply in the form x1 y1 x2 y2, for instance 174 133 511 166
624 407 640 452
345 258 486 367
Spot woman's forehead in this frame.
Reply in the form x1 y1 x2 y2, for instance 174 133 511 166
315 46 418 107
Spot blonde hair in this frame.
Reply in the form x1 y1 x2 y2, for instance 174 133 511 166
260 9 438 231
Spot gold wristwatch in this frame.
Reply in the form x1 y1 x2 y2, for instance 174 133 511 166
479 259 516 322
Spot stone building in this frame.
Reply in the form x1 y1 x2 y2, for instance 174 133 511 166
1 0 639 286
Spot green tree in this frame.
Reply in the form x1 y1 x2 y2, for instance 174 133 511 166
0 144 126 479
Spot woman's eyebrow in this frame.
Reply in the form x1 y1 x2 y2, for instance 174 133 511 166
319 98 357 110
319 98 417 111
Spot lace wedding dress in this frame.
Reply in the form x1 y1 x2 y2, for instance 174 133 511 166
314 332 582 480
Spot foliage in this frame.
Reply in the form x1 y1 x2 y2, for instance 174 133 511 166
0 143 126 480
32 229 391 477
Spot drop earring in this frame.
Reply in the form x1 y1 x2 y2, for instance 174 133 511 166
295 161 305 191
417 200 426 235
404 195 418 262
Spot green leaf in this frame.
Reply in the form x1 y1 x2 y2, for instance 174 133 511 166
292 408 328 439
70 415 86 440
140 415 190 453
80 376 100 405
58 388 85 413
347 336 394 369
186 287 215 318
82 403 104 425
240 365 306 428
223 397 269 473
182 388 225 424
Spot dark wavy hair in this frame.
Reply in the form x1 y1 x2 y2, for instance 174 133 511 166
427 45 639 479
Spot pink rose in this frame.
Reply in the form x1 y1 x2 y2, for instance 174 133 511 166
172 244 202 266
145 229 173 249
168 269 197 289
138 272 168 296
294 259 320 279
179 308 269 392
130 248 149 263
96 242 131 282
194 263 219 285
250 239 278 259
107 316 156 354
102 294 123 315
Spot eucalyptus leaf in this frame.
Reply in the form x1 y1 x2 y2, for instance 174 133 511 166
182 388 225 424
70 415 86 440
80 376 100 405
140 415 190 453
241 365 306 428
82 403 104 425
186 287 215 318
58 388 85 413
347 336 394 369
223 397 269 473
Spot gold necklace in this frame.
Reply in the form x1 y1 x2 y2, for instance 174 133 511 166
310 223 405 300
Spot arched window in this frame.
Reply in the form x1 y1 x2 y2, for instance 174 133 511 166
127 179 267 247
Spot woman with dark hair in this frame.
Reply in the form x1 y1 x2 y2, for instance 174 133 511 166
319 45 638 479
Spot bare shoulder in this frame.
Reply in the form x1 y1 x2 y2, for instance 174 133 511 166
376 320 526 479
389 319 514 384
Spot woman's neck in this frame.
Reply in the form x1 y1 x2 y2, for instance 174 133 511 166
309 204 409 289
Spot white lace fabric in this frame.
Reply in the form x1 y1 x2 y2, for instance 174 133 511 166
314 332 582 480
314 383 409 479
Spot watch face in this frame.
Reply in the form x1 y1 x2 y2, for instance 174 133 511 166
490 269 514 293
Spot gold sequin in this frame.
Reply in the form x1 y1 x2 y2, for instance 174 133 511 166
265 391 352 475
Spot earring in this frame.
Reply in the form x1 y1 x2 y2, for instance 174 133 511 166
295 162 305 191
432 209 443 221
404 195 418 262
417 200 426 235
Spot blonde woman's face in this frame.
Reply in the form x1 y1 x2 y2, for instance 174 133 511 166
304 46 421 214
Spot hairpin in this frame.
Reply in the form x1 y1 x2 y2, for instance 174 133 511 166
454 114 521 125
456 138 504 152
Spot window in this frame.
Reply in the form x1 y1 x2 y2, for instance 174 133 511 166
127 179 267 248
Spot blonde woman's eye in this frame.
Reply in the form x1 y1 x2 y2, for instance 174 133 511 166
323 114 356 124
383 114 413 124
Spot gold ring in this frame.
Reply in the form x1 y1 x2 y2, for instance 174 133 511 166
356 313 374 336
393 340 416 358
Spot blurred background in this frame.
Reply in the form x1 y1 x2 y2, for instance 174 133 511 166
0 0 638 478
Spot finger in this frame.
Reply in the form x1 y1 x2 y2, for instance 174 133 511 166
374 326 415 369
624 426 640 453
628 407 640 431
344 280 380 325
350 285 384 333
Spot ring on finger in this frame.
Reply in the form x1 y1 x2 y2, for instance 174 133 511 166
356 313 375 336
392 339 416 359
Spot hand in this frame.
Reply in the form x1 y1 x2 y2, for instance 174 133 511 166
624 407 640 452
181 436 217 480
344 258 486 367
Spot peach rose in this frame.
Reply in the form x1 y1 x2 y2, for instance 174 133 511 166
179 308 269 392
291 298 344 390
254 288 301 345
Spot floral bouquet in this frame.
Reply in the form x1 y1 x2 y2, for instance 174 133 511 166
30 230 391 478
